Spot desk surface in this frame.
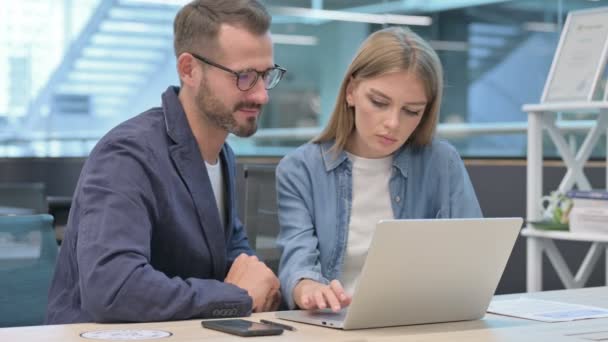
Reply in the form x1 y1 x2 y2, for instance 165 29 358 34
1 287 607 341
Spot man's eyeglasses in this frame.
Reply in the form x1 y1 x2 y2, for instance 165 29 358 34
190 52 286 91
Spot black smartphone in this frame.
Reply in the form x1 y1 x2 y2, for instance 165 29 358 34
201 319 284 337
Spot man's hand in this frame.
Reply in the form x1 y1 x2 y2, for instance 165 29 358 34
263 287 281 312
225 253 280 312
293 279 351 312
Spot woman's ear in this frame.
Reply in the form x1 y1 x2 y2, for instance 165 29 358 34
177 53 198 87
345 77 357 107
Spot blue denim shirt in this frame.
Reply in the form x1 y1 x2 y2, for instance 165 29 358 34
275 139 482 309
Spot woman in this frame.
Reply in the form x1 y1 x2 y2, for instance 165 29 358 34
276 27 482 312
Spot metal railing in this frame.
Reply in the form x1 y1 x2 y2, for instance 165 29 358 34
0 120 599 157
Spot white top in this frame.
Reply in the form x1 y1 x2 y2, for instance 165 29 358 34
205 159 225 230
340 152 394 295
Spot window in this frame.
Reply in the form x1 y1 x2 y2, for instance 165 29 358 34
1 0 605 158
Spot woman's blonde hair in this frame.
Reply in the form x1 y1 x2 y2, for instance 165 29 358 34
313 27 443 150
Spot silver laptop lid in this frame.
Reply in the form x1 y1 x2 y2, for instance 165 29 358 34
342 217 522 329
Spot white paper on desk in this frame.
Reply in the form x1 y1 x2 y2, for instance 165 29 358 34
488 298 608 322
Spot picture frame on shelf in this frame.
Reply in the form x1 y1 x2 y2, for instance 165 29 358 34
541 7 608 103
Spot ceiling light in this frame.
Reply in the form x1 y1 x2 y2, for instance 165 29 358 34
272 34 318 46
119 0 187 5
270 6 432 26
429 40 468 51
523 22 558 33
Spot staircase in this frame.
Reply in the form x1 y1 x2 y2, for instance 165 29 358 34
25 0 180 132
468 21 531 82
23 0 533 132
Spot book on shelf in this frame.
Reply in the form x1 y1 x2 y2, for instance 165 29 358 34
567 190 608 234
569 207 608 234
567 190 608 209
566 190 608 200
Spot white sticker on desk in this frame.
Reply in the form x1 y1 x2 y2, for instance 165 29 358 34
80 330 172 340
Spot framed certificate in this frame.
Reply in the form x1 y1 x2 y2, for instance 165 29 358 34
605 75 608 100
542 7 608 103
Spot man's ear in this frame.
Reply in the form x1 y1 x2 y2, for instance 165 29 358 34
177 53 199 87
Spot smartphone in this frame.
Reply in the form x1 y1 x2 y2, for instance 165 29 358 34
201 319 284 337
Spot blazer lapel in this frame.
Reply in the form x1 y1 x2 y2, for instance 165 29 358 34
162 86 226 279
220 147 235 243
170 142 226 280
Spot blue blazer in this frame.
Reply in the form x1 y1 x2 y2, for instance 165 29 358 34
46 87 254 324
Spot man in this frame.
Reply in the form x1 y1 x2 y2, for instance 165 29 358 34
46 0 284 324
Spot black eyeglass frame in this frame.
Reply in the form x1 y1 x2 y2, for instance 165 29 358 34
190 52 286 91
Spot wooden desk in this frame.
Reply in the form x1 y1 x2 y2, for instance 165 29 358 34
1 287 607 341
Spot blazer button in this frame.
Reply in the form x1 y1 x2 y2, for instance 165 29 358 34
395 196 401 203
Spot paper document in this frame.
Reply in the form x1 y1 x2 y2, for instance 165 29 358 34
567 331 608 341
488 298 608 322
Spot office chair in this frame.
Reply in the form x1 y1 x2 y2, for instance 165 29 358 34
0 182 48 215
0 214 57 327
241 164 281 273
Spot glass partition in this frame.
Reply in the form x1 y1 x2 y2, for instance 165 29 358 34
1 0 605 158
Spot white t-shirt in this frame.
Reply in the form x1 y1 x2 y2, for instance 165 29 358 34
205 159 225 230
340 152 394 295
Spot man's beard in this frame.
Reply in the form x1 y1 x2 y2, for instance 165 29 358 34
195 79 262 137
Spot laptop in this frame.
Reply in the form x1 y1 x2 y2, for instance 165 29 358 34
276 217 522 330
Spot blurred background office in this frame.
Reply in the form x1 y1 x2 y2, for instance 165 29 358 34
1 0 606 158
0 0 607 326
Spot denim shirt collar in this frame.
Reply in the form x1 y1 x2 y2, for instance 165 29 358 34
392 144 411 178
320 142 349 171
319 140 411 178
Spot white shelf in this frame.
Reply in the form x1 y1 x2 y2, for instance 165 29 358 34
523 101 608 112
524 102 608 292
523 6 608 291
522 227 608 243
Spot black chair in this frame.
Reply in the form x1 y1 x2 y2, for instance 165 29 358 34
0 182 48 215
240 165 281 273
47 196 72 244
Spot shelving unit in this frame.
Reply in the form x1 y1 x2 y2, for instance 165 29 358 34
523 101 608 292
521 6 608 292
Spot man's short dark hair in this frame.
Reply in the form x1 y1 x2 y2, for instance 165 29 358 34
173 0 271 58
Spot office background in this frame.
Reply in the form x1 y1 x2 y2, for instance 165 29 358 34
0 0 606 295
